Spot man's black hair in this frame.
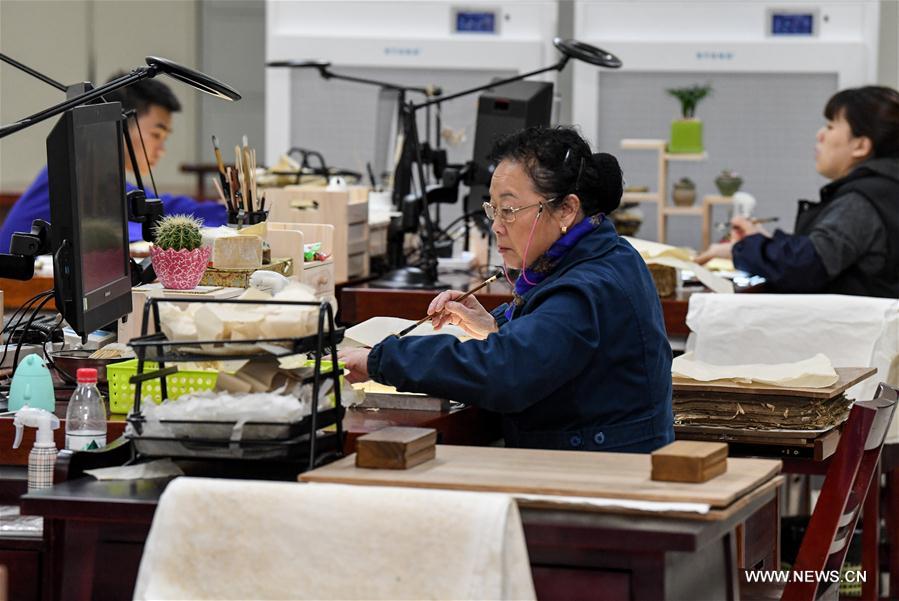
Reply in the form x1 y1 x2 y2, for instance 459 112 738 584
103 71 182 115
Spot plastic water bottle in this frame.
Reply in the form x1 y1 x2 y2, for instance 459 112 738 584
65 368 107 451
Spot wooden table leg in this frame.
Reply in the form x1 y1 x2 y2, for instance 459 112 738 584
60 520 98 601
861 460 880 601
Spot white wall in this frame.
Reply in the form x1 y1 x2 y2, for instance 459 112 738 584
0 0 199 194
878 0 898 87
0 1 90 191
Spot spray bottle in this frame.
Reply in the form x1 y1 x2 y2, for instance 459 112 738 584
13 406 61 491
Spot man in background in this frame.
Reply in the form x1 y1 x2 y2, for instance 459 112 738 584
0 74 227 254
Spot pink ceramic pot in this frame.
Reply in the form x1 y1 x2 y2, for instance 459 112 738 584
150 246 211 290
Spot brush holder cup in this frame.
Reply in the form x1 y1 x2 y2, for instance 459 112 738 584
227 210 269 227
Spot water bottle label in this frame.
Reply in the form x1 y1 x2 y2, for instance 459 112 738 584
65 432 107 451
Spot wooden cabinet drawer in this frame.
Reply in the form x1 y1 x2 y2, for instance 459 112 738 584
347 222 368 243
347 201 368 223
347 252 368 279
303 261 334 298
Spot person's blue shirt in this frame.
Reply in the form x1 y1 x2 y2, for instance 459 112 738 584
0 166 227 254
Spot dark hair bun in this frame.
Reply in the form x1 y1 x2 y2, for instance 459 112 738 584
588 152 623 214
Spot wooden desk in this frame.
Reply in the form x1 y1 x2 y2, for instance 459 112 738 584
17 404 499 600
340 273 697 337
178 163 219 201
1 276 55 311
303 445 783 601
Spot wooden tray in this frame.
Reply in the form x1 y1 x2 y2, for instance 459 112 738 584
672 367 876 399
301 444 781 509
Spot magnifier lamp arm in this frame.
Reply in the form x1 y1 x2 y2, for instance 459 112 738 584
0 69 152 139
412 58 569 111
0 53 67 92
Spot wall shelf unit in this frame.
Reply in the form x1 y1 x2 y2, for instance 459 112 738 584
620 138 708 243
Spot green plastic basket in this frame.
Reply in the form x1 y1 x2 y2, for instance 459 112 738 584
107 359 218 414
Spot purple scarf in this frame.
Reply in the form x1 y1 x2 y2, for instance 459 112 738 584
504 213 604 321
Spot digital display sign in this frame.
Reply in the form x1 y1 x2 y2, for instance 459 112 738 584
455 10 497 33
771 13 815 35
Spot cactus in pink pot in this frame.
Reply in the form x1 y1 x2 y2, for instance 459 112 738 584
150 215 210 289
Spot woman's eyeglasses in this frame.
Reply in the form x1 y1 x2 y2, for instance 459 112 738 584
482 197 561 223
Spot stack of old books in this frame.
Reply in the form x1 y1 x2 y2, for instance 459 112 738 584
671 353 875 433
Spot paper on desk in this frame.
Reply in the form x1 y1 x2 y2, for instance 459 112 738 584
704 257 735 272
514 493 710 515
623 237 732 293
345 316 469 348
646 256 734 294
624 237 692 261
672 352 839 388
85 459 184 481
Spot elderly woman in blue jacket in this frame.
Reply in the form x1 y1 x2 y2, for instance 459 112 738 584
340 126 674 453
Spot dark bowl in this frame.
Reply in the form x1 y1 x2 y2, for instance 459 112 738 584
48 350 128 384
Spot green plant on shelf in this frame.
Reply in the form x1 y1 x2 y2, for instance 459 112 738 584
667 83 713 119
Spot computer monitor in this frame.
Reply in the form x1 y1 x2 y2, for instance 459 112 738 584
47 102 132 340
467 81 554 215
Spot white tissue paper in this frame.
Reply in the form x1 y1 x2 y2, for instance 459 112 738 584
157 282 322 352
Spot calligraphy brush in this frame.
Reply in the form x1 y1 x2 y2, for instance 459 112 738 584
211 135 231 199
396 271 502 338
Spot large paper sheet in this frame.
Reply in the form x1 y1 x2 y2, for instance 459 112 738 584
345 316 469 348
672 352 839 388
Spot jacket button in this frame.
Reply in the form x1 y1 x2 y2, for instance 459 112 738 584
594 432 605 445
569 435 583 448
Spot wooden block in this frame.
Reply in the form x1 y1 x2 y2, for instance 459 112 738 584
356 427 437 469
358 392 452 412
212 235 263 269
651 440 728 483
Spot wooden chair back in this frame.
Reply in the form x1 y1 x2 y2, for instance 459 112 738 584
782 383 898 601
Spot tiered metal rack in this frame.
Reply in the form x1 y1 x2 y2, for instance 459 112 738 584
124 297 344 471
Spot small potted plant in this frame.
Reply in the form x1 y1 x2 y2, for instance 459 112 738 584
672 177 697 207
666 83 712 154
715 169 743 196
150 214 210 289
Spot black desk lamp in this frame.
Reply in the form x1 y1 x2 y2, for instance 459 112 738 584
0 54 240 281
370 37 622 289
0 55 240 138
266 59 443 208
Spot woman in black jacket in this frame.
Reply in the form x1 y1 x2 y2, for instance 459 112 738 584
698 86 899 298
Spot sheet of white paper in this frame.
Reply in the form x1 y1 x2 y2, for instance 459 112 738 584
623 236 692 261
514 493 710 515
672 352 839 388
345 316 469 348
85 459 184 481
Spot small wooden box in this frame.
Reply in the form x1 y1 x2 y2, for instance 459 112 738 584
265 185 369 282
647 263 678 298
356 427 437 470
651 441 728 483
